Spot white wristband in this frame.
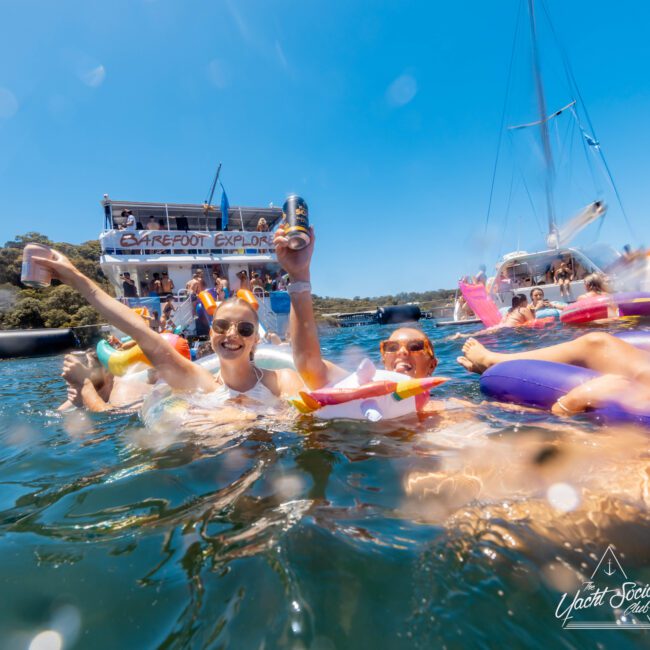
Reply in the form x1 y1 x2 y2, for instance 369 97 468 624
287 281 312 295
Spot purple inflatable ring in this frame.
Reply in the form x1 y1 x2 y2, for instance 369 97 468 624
480 330 650 427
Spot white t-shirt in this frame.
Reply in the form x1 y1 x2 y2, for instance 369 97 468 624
125 214 137 230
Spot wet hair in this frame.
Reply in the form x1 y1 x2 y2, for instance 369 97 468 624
584 273 605 293
509 293 528 312
530 287 545 300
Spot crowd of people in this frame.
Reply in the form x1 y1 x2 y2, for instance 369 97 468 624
30 222 647 430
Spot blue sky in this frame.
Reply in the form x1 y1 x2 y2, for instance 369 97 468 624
0 0 649 297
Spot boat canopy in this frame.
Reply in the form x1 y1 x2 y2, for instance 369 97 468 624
102 198 283 232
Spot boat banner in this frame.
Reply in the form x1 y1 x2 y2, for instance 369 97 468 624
100 230 275 252
459 281 502 327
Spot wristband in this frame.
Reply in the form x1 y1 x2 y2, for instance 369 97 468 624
287 281 312 295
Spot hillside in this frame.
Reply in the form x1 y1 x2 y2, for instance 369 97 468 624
312 290 456 321
0 233 112 330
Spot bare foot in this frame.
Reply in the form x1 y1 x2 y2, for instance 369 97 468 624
459 338 503 374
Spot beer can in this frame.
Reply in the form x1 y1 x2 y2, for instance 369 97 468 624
282 195 310 250
21 243 53 288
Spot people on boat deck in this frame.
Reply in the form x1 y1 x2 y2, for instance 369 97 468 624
125 210 137 231
160 271 174 296
250 272 264 292
237 270 251 292
457 333 650 417
149 273 162 296
264 273 274 293
273 225 463 414
577 273 608 301
553 258 573 297
121 272 138 298
146 216 160 231
34 249 305 420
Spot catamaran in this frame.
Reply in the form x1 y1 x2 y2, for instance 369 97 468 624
476 0 635 310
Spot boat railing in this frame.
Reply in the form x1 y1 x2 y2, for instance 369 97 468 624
172 295 197 336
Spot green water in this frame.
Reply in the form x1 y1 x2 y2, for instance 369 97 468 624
0 323 648 649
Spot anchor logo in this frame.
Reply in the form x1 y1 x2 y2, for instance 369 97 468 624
604 559 615 577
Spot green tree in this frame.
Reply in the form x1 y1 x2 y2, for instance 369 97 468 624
4 298 44 329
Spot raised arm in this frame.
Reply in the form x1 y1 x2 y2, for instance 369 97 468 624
34 251 215 392
273 226 345 390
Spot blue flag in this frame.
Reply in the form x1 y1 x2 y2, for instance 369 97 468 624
220 183 229 230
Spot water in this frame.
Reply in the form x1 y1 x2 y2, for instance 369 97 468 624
1 322 649 649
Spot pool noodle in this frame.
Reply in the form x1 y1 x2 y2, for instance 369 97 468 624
459 281 502 327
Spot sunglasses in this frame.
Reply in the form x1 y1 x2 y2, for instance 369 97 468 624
212 319 256 337
380 339 433 355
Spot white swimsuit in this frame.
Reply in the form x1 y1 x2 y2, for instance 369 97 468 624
201 368 285 415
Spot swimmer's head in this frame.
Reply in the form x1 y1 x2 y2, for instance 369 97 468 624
510 293 528 310
210 297 260 361
530 287 545 301
380 327 437 378
584 273 605 293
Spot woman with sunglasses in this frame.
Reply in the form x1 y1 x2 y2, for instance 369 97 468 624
274 226 454 414
31 250 304 414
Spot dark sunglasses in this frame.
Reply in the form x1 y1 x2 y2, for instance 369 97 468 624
212 319 256 337
380 339 432 355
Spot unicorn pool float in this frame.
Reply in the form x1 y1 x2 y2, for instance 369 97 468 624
289 358 448 421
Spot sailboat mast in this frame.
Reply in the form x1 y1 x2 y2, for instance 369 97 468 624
528 0 557 243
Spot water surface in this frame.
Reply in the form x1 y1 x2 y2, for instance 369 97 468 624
0 322 648 649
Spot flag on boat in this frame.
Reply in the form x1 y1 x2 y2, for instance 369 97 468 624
220 183 229 230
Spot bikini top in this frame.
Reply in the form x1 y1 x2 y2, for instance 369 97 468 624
203 367 285 414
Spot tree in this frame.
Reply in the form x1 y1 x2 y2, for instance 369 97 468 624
3 298 44 329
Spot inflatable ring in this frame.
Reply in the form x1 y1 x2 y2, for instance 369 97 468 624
533 307 561 320
97 332 191 376
289 358 448 421
480 359 650 427
560 292 650 325
479 331 650 426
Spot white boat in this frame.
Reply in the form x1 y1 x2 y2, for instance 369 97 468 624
477 0 633 311
98 197 290 337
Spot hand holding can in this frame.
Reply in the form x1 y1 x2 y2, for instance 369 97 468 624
282 195 311 250
21 243 54 288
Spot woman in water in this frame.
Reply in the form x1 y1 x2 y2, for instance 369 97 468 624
577 272 608 301
457 333 650 417
273 226 462 414
502 293 534 326
528 287 565 315
451 293 534 340
33 250 304 419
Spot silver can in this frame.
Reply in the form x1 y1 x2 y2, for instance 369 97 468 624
21 243 53 288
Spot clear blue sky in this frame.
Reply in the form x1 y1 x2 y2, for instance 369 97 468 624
1 0 649 297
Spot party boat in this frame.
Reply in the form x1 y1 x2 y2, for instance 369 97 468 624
98 196 290 337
